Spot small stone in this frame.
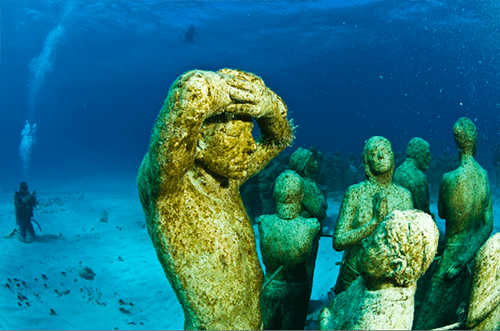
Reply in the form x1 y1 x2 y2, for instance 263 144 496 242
79 267 96 280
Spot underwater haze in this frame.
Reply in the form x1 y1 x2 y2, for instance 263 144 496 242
1 0 500 329
1 0 500 183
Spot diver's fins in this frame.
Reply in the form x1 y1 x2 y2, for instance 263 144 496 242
4 228 17 238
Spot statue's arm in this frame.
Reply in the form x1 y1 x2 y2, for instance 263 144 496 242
437 176 448 220
138 70 232 194
216 70 294 183
243 98 294 182
445 192 493 280
333 189 388 252
415 175 433 217
478 191 493 248
303 182 327 221
304 201 327 222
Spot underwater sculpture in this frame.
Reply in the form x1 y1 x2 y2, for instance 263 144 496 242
288 147 327 291
414 117 493 330
332 136 413 294
319 210 439 330
258 170 320 330
137 69 294 330
394 137 440 313
258 157 289 216
393 137 433 218
466 233 500 330
288 147 327 222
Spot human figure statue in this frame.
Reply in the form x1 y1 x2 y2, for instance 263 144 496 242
288 148 327 221
137 69 294 330
332 136 413 295
258 170 320 330
393 137 433 218
14 182 38 243
183 24 199 43
319 210 439 330
258 158 288 216
466 233 500 330
288 147 327 291
414 117 493 330
394 138 441 312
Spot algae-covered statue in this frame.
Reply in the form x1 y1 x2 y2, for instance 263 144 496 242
288 147 327 222
319 210 439 330
414 117 493 330
137 69 294 330
288 147 327 291
332 136 413 294
466 233 500 330
258 170 320 330
393 137 433 218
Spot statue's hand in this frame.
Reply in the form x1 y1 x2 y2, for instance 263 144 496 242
444 263 463 280
372 191 388 223
220 69 286 119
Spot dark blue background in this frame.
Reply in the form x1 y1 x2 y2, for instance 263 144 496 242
2 0 499 186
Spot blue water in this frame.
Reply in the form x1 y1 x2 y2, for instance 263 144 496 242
1 0 499 185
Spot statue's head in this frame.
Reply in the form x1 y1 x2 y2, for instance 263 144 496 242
273 170 303 219
289 147 318 178
407 137 431 171
358 210 439 289
196 114 256 180
453 117 477 156
362 136 394 180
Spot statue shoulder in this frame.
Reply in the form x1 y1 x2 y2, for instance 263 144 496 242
346 181 367 195
391 183 413 204
301 217 321 233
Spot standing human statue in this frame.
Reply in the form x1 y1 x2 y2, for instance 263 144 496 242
332 136 413 294
288 147 327 292
137 69 294 330
258 170 320 330
414 117 493 330
393 137 433 218
319 210 439 330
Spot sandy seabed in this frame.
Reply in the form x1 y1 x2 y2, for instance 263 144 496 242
0 176 498 330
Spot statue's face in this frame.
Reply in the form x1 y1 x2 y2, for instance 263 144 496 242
416 146 431 171
366 140 393 176
197 118 256 179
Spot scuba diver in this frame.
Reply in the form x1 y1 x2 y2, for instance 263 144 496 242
183 24 199 43
13 182 39 243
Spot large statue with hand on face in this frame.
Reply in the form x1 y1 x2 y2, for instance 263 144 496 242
137 69 294 330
